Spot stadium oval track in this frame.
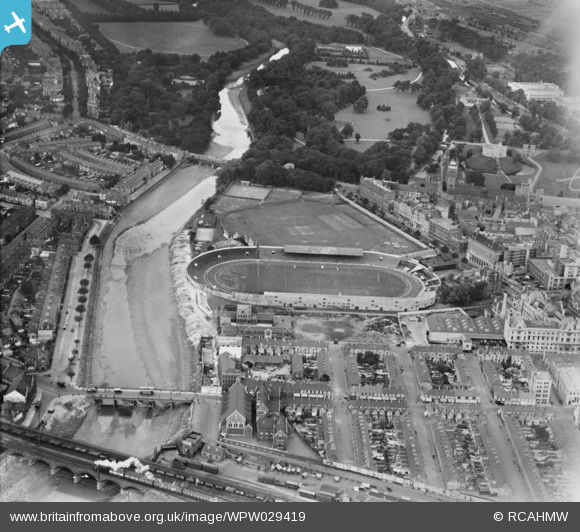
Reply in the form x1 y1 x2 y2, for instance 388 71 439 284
203 259 423 298
188 246 440 311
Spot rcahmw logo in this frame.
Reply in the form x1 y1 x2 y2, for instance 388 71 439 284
508 512 568 522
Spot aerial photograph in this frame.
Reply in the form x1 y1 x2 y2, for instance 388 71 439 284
1 0 580 504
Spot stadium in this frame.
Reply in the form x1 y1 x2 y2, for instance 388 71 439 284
187 245 440 312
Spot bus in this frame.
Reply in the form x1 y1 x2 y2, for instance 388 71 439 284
140 386 155 395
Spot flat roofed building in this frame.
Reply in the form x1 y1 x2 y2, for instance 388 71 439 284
528 255 580 290
543 353 580 406
467 234 504 271
530 370 552 405
507 82 563 101
426 311 504 344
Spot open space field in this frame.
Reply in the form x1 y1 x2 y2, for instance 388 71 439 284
533 153 580 197
465 148 523 175
213 186 304 216
222 199 422 254
98 21 246 57
205 259 422 298
225 183 271 200
248 0 383 29
74 0 112 13
125 0 180 10
307 61 428 150
336 89 429 151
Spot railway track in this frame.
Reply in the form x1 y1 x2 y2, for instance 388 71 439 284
0 421 285 502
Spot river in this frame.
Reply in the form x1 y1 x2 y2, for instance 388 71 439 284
213 47 289 159
0 47 289 504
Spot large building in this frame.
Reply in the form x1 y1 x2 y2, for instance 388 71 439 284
503 240 536 269
467 234 504 271
467 234 535 272
426 311 504 350
528 250 580 290
190 246 439 313
220 380 253 437
530 370 552 405
507 82 563 101
429 217 462 248
255 383 289 450
358 177 396 212
504 311 580 355
482 144 508 159
440 155 459 193
543 352 580 406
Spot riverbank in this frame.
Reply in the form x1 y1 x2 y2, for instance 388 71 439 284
90 167 217 389
225 39 286 83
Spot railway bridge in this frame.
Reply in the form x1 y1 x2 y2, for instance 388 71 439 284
0 422 239 502
0 422 295 502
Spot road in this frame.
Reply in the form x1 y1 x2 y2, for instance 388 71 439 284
394 347 444 489
69 59 81 121
479 110 492 144
190 394 221 443
90 388 196 402
327 343 357 465
462 355 531 501
401 10 415 39
527 157 543 193
51 220 108 386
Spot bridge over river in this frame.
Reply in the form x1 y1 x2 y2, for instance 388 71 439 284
86 387 197 406
0 421 292 502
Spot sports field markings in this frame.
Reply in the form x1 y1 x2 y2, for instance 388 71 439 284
202 259 423 299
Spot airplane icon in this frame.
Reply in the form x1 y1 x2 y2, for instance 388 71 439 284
4 12 26 34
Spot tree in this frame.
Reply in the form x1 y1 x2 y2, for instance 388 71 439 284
84 262 92 269
57 184 70 197
78 296 88 304
62 104 74 118
84 253 94 263
80 279 90 287
89 234 101 247
341 123 354 138
74 315 83 323
353 95 369 114
78 287 89 295
20 280 36 299
466 169 485 187
355 133 361 143
75 305 86 314
441 245 450 254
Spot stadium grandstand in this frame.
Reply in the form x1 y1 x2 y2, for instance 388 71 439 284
188 246 439 313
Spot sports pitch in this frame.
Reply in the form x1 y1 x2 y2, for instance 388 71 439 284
204 260 422 298
222 201 421 254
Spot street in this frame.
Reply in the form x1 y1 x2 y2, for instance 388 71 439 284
51 220 108 386
395 347 444 489
463 355 531 501
327 342 357 465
